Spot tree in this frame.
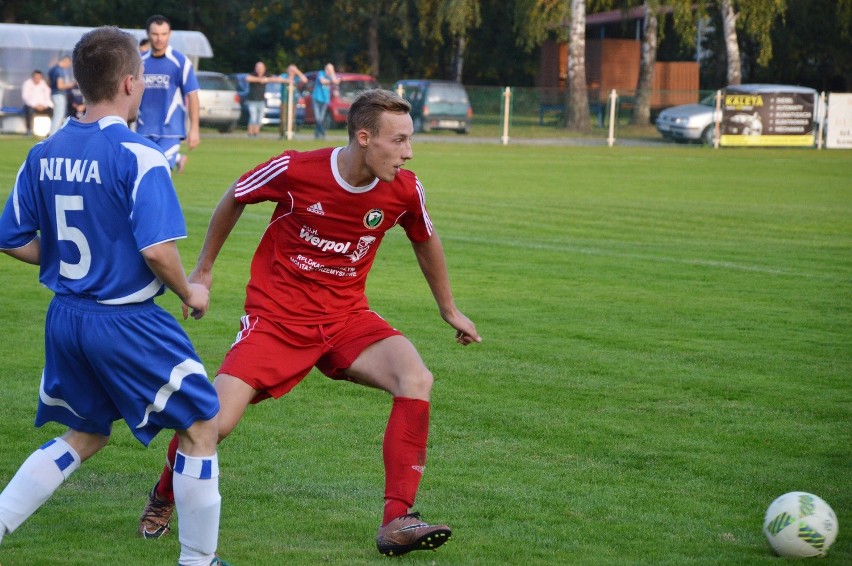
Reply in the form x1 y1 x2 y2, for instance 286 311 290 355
719 0 741 84
757 0 852 91
566 0 591 130
631 1 659 125
417 0 482 81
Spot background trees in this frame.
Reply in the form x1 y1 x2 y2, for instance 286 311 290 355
3 0 850 106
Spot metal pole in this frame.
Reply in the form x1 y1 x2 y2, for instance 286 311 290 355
714 89 722 149
607 89 617 147
501 87 511 145
817 91 826 150
286 81 295 141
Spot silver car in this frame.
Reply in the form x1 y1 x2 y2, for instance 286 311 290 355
196 71 241 133
655 92 719 145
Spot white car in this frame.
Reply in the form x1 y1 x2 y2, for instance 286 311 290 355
196 71 241 133
655 92 719 145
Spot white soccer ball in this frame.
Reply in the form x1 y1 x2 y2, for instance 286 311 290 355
763 491 839 557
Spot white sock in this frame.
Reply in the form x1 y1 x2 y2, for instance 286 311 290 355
0 438 81 534
174 450 220 566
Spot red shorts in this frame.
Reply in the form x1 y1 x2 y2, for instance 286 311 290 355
218 310 403 401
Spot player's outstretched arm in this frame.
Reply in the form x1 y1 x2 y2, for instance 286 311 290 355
189 182 246 290
411 233 481 346
1 236 41 265
142 240 209 320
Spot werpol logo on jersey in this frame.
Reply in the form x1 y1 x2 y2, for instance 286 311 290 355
347 236 376 263
39 158 102 184
299 225 351 254
363 208 384 229
144 74 171 89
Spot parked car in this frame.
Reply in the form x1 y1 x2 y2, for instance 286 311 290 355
655 84 820 145
393 79 473 134
655 91 718 145
229 72 305 128
195 71 241 133
300 71 380 130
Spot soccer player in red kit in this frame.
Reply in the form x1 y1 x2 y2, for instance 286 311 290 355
138 88 481 556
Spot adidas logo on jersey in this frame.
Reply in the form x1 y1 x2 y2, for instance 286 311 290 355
308 202 325 215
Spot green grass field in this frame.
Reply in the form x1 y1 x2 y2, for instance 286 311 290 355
0 133 849 565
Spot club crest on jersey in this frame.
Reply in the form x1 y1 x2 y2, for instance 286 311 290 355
363 208 384 229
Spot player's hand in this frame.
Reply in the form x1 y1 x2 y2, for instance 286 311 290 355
444 310 481 346
187 128 201 150
181 282 210 320
188 267 213 290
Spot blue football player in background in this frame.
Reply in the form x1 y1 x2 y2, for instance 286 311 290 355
137 14 200 174
0 26 226 566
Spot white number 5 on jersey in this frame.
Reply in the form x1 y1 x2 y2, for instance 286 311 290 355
55 195 91 279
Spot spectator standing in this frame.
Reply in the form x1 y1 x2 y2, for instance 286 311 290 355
245 61 277 137
47 55 75 135
137 14 200 174
21 70 53 136
311 63 340 139
0 26 226 566
278 63 307 140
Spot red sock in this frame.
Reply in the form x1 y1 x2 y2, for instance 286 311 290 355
154 433 179 502
382 397 430 526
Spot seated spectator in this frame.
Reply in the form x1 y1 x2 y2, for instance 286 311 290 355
67 87 86 119
22 70 54 136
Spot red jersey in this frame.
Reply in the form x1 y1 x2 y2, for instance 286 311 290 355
234 147 433 323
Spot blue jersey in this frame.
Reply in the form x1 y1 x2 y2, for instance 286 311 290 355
0 116 187 304
137 46 199 138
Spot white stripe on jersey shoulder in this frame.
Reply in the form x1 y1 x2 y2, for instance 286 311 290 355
331 147 379 193
182 54 195 83
97 116 128 130
11 161 25 224
414 176 433 235
165 45 181 67
235 153 292 197
122 141 171 205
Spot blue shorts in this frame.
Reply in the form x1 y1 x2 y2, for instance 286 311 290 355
246 100 265 126
37 295 219 446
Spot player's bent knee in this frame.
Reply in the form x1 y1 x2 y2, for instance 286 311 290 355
399 367 433 399
178 417 219 456
62 429 109 461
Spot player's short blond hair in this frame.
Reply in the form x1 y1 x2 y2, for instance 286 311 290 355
347 89 411 141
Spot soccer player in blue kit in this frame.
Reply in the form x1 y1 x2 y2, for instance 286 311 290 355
137 14 200 174
0 26 226 566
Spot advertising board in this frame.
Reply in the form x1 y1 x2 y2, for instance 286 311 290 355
720 87 816 147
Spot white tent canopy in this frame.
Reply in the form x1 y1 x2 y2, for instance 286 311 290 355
0 23 213 122
0 23 213 56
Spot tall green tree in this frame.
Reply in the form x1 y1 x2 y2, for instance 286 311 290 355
669 0 786 87
417 0 482 81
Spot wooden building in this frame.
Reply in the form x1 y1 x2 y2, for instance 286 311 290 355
538 6 699 109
